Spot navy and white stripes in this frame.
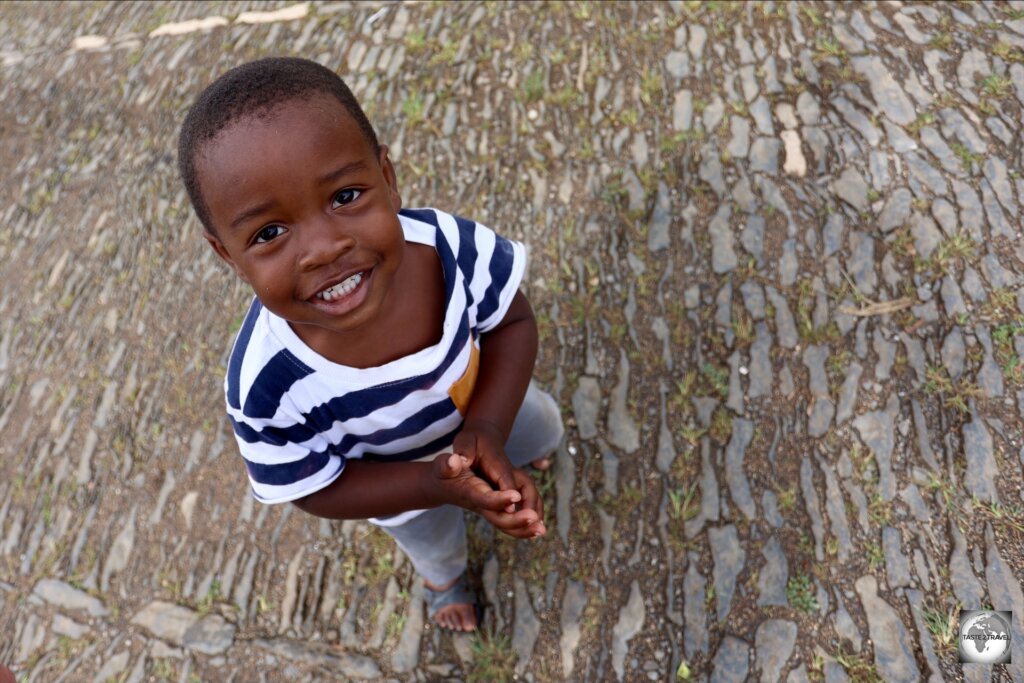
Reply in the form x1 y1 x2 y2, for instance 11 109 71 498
224 208 526 503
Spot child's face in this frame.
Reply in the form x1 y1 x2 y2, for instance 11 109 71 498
198 94 404 350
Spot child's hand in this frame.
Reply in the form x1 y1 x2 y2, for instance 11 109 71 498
430 452 545 538
453 420 518 508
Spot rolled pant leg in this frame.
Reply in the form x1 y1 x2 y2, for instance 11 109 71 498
504 381 565 469
379 504 467 586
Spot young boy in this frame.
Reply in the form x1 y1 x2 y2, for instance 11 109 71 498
177 57 564 632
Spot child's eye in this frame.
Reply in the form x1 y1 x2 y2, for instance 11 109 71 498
254 225 286 244
332 188 362 208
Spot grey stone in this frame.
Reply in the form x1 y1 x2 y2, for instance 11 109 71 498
883 118 918 153
832 97 882 147
748 323 773 399
757 536 789 607
251 638 381 678
52 614 90 640
834 597 863 652
647 182 671 252
512 577 540 674
878 188 912 233
981 179 1015 238
742 214 765 264
930 198 958 236
711 635 751 683
183 614 236 655
847 232 877 296
559 580 587 679
982 252 1017 290
910 399 941 472
92 651 130 683
778 239 798 287
825 661 851 683
821 459 853 563
961 267 987 303
726 116 750 159
823 213 844 257
727 351 744 414
800 456 826 563
100 506 136 592
750 136 781 174
835 362 863 425
607 351 639 453
611 581 645 682
788 664 812 683
905 151 948 195
573 376 602 440
949 523 984 608
703 96 725 131
940 275 968 318
665 51 689 79
796 91 820 125
882 527 912 589
725 419 755 520
854 405 896 501
893 12 929 44
855 575 922 682
940 108 987 155
709 524 745 620
919 126 963 176
766 287 798 349
673 89 693 132
984 526 1024 681
755 619 797 683
750 96 774 136
701 145 727 196
910 213 942 260
131 601 201 646
33 579 109 617
390 580 424 672
762 490 784 529
962 413 1000 503
709 203 737 274
873 332 896 381
683 560 708 658
975 326 1004 398
803 345 834 438
739 281 766 320
957 47 990 92
953 179 985 242
851 55 917 126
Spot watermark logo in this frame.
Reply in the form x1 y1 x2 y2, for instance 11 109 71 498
958 610 1011 664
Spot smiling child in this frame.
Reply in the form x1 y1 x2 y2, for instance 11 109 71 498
177 57 563 631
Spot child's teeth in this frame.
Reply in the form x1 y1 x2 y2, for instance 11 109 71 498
319 272 363 300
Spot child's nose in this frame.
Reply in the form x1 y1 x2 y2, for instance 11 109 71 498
298 217 354 270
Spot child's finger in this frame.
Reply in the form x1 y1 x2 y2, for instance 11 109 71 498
514 470 544 521
468 484 521 512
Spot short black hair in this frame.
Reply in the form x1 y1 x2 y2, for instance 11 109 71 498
177 57 380 235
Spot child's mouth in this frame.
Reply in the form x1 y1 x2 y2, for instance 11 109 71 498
315 272 364 301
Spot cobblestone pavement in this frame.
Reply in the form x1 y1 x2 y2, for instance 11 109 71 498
2 1 1024 681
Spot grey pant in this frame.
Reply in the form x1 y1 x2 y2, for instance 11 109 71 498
379 382 564 585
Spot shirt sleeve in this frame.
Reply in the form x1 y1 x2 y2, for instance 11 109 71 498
229 409 345 505
454 214 527 334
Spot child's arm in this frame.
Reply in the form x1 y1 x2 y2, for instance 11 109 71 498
453 291 546 535
292 452 543 538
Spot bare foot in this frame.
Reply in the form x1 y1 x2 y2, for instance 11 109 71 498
424 577 478 631
530 454 553 471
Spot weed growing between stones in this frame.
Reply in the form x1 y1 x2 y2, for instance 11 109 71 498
466 634 515 683
919 601 959 653
786 573 818 614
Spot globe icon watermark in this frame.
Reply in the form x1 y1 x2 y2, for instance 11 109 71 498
958 610 1012 664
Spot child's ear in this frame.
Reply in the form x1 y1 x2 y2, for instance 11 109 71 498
204 231 250 285
378 145 402 212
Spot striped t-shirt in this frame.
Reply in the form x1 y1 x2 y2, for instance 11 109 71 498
225 208 526 505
